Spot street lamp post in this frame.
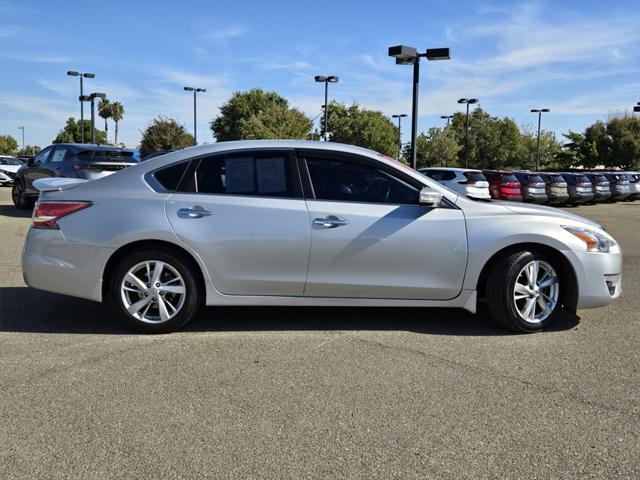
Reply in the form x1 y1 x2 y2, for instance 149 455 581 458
67 71 95 143
388 45 450 170
184 87 207 145
531 108 550 170
314 76 339 141
18 126 25 153
391 114 407 160
82 93 106 144
458 98 478 168
440 115 453 127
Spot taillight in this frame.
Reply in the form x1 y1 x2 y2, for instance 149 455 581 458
32 201 92 229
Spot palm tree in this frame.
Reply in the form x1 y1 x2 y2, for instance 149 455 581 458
98 99 112 143
110 102 124 146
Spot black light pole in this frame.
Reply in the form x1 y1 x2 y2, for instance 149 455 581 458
83 93 106 144
440 115 453 126
458 98 478 168
315 76 339 141
18 126 25 153
391 114 407 160
388 45 450 170
531 108 550 170
67 71 95 143
184 86 207 145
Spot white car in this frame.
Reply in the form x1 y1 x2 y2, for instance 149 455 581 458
419 167 491 200
0 156 21 185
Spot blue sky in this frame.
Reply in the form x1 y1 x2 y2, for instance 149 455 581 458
1 0 639 148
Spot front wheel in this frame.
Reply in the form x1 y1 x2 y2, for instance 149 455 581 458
486 251 561 333
108 249 202 333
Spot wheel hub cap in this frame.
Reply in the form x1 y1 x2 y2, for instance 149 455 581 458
513 260 559 324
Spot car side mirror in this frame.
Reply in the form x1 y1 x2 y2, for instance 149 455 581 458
419 187 443 207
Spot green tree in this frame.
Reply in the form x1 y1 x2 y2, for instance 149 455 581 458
450 108 522 170
606 115 640 169
139 116 194 158
403 127 461 168
516 127 562 170
53 118 106 144
111 101 125 146
0 135 19 155
211 88 312 141
19 145 41 156
98 99 112 143
325 102 398 157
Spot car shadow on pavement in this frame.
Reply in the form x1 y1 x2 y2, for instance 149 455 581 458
0 287 581 336
0 203 32 218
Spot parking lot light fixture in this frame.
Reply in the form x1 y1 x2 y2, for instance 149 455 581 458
389 45 451 170
184 87 207 145
315 76 339 141
391 114 408 160
440 114 454 127
531 108 550 170
67 71 95 143
634 102 640 113
88 93 106 144
18 126 25 152
458 98 478 168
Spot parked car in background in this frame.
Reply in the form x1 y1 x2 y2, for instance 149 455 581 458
561 173 594 205
12 144 137 209
536 173 569 206
418 167 490 200
0 156 21 185
22 140 622 334
603 172 631 202
513 172 548 204
584 173 612 203
142 150 174 161
483 170 523 201
624 173 640 200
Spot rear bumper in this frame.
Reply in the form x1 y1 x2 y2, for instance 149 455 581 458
570 193 593 204
22 227 111 302
523 193 548 204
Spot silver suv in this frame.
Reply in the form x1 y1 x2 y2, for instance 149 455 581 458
419 167 490 200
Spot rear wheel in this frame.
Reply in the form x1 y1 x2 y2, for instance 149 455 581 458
108 249 202 333
12 181 35 209
486 251 561 333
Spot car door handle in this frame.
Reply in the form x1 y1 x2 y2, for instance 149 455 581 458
177 206 212 218
313 215 349 228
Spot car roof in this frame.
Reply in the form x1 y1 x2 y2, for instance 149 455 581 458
50 143 131 152
419 167 482 173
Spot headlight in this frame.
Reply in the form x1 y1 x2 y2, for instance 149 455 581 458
562 226 616 253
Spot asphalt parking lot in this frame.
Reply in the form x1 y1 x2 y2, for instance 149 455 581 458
1 186 638 479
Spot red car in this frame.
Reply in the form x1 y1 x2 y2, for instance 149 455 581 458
483 170 523 201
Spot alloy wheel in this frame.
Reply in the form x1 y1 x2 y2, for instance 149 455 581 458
120 260 186 324
513 260 559 324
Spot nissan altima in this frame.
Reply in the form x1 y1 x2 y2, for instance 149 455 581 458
22 141 622 333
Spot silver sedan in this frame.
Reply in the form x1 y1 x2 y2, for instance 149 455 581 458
22 141 622 333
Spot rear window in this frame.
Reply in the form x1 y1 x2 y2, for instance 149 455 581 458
464 171 486 182
577 175 590 184
502 174 518 183
424 170 456 181
551 175 565 183
76 150 134 162
528 175 543 183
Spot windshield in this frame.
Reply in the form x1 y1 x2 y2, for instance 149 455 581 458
0 157 20 165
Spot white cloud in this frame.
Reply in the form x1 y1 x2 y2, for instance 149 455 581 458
202 26 248 42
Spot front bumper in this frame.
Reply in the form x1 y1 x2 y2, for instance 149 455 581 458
0 171 14 184
22 227 113 302
571 249 623 309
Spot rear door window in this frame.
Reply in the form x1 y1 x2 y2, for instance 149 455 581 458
180 151 301 198
154 162 190 191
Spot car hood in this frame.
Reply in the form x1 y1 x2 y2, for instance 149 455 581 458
501 202 602 229
0 165 20 173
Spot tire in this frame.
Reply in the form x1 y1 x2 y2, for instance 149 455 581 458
12 181 35 209
108 248 202 333
486 251 562 333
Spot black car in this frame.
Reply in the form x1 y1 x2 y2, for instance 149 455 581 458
561 173 594 205
513 172 548 204
624 173 640 200
12 143 137 209
584 173 612 203
536 173 569 206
